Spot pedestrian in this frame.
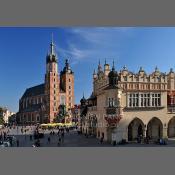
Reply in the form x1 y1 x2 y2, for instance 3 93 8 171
100 137 104 144
21 128 23 134
61 132 64 143
16 139 19 147
9 139 13 146
48 137 51 144
59 136 61 143
57 130 60 136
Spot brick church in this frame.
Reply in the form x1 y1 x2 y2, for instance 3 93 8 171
17 38 74 124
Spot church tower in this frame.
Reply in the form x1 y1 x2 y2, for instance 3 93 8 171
45 36 60 123
60 59 74 110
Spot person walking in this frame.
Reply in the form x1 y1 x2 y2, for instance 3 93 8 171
21 128 23 134
100 137 104 144
57 130 60 136
48 136 51 144
16 139 19 147
61 132 64 143
59 136 61 143
57 136 62 146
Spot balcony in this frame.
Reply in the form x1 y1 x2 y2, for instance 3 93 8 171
106 107 117 115
124 106 165 111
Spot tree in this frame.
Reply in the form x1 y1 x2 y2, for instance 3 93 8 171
55 105 67 123
0 117 4 125
0 107 4 125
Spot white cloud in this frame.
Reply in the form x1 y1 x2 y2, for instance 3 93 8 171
69 27 134 44
55 43 90 61
55 27 134 65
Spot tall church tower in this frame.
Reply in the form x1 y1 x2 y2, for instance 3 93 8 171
45 37 60 123
60 59 74 110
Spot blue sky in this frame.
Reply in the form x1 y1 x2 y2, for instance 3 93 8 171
0 27 175 112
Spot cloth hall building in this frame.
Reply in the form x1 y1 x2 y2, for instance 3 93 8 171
17 39 74 124
80 61 175 143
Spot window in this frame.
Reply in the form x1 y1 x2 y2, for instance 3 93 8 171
60 95 66 105
123 84 127 90
152 93 161 107
157 77 161 82
108 98 115 107
69 86 71 89
37 116 40 122
123 76 127 81
69 78 71 82
128 93 160 107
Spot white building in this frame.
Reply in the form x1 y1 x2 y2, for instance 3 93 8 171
1 107 15 124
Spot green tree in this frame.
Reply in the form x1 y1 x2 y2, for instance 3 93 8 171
0 117 4 125
55 105 67 122
0 107 5 125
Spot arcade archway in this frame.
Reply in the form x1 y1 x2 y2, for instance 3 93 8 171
168 116 175 138
147 117 163 140
128 118 144 141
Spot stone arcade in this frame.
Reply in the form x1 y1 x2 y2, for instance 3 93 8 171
80 61 175 143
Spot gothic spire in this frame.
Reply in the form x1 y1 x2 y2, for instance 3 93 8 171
112 60 115 71
50 33 55 55
98 59 102 72
93 69 96 74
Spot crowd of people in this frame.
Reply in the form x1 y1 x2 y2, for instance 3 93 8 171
32 126 74 147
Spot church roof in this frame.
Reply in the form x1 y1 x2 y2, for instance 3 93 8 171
22 84 45 99
20 104 42 112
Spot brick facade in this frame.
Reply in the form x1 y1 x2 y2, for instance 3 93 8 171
17 39 74 124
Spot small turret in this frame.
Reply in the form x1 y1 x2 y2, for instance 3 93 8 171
104 59 110 76
80 93 86 106
170 68 174 73
155 66 159 72
108 60 119 86
98 60 103 73
93 69 97 79
62 59 73 74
